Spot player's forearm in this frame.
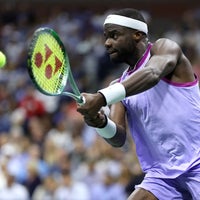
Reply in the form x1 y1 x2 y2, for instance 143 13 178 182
122 67 160 96
98 67 160 106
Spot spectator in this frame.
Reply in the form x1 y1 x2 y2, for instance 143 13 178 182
54 169 91 200
32 175 58 200
0 162 29 200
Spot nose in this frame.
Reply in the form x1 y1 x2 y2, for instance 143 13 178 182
104 38 112 49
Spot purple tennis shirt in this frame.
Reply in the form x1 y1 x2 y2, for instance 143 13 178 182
120 43 200 178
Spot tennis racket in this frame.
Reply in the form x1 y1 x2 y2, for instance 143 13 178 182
27 27 85 105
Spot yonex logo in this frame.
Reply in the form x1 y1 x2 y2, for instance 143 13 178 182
34 44 62 79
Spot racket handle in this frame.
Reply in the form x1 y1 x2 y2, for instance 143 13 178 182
62 92 85 105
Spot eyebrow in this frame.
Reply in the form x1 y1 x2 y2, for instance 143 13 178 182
103 29 120 39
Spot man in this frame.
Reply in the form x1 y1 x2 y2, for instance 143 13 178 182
77 8 200 200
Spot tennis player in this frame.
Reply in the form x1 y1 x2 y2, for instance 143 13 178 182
77 8 200 200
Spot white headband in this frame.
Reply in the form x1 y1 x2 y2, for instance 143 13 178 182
104 14 148 34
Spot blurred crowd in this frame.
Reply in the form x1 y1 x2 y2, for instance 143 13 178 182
0 3 200 200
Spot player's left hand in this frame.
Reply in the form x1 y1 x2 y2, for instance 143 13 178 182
77 92 106 117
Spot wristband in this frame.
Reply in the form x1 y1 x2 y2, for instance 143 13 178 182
98 83 126 105
95 117 117 138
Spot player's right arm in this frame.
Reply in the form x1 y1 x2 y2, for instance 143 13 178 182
122 38 194 96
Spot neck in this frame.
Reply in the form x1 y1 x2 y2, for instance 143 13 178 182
129 39 150 70
129 42 151 71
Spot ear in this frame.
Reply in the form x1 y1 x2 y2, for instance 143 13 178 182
132 31 144 42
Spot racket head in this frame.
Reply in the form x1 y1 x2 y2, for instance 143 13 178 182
27 27 70 96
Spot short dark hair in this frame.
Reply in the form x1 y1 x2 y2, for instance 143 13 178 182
112 8 146 23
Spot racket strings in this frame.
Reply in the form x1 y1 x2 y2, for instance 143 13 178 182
30 31 68 95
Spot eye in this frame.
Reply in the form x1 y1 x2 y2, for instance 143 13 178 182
110 32 118 40
104 30 119 41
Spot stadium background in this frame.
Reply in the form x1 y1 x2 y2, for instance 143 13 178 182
0 0 200 199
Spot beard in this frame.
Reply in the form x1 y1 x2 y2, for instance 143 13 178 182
109 52 124 63
107 38 138 64
109 47 136 64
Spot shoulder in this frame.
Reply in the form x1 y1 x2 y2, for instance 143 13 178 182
153 38 179 47
151 38 182 56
